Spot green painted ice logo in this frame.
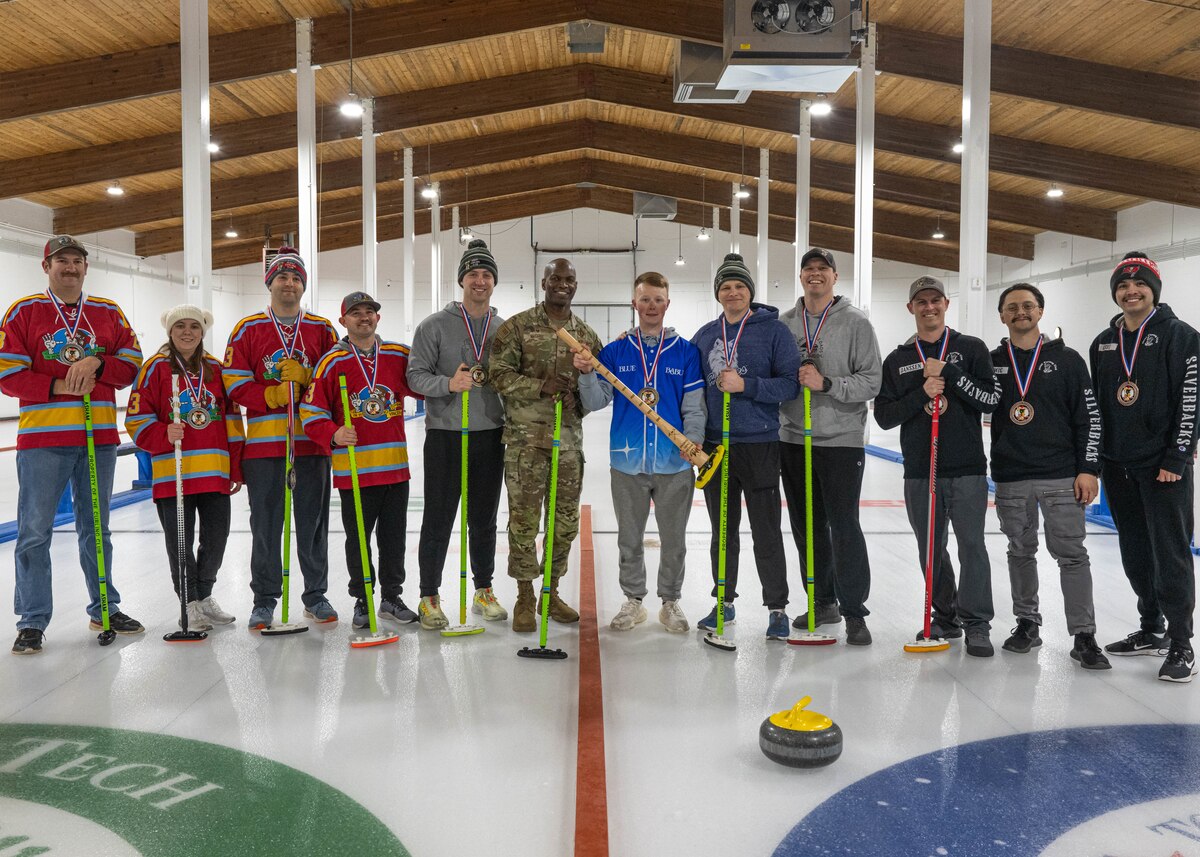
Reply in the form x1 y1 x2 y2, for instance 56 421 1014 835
0 724 410 856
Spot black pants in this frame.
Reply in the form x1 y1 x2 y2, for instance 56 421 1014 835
417 428 505 597
155 491 231 602
1102 462 1196 641
243 455 331 611
340 481 409 602
701 441 789 610
779 443 871 618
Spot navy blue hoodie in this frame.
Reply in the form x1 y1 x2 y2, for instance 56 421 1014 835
690 303 802 444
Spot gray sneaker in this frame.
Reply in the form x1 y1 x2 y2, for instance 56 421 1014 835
303 600 338 624
379 598 418 624
248 606 273 630
965 629 994 658
792 602 841 630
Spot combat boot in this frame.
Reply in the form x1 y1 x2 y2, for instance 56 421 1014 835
548 577 579 624
512 580 537 633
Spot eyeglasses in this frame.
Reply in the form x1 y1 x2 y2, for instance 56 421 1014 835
1003 302 1040 313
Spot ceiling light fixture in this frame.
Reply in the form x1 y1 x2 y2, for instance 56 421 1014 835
459 172 473 243
224 214 238 239
952 140 964 154
736 129 751 199
809 95 832 117
675 223 685 266
1046 183 1064 199
697 176 710 239
339 4 364 118
931 213 945 240
207 142 220 154
421 183 438 200
420 145 438 199
106 181 124 197
697 227 709 241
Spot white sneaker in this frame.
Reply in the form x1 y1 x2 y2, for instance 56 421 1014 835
199 596 235 625
472 588 508 621
182 601 213 631
610 597 648 631
418 595 449 630
659 600 689 633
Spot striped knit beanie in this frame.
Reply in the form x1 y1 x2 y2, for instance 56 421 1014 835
713 253 754 300
458 239 498 284
1110 251 1161 305
265 247 307 290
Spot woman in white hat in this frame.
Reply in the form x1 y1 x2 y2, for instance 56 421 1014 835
125 305 245 630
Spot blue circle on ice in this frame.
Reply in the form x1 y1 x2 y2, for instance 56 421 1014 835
774 724 1200 857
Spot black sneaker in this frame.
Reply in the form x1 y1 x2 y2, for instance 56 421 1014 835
1002 618 1042 654
12 628 44 655
792 601 841 630
1158 641 1198 683
88 612 145 635
1104 629 1167 657
965 629 994 658
845 616 872 646
915 620 963 641
1071 633 1111 671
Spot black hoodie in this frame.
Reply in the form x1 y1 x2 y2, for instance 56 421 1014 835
1088 303 1200 474
990 336 1100 483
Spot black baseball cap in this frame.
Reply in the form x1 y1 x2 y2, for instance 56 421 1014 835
800 248 836 271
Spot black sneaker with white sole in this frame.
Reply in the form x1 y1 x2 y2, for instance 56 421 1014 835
12 628 44 654
1158 642 1198 683
1104 629 1167 657
88 611 145 635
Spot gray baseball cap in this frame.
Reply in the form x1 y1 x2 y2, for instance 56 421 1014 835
908 275 947 301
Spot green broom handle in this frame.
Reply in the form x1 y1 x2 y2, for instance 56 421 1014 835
83 394 110 632
339 375 379 634
539 398 563 650
460 391 470 625
716 390 730 636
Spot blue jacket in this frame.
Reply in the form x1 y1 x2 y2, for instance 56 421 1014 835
588 328 706 475
690 304 802 444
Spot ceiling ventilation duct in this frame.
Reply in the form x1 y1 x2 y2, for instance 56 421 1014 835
674 40 751 104
633 192 677 221
718 0 864 92
567 21 606 54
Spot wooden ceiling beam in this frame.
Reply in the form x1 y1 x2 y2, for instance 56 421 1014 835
876 25 1200 132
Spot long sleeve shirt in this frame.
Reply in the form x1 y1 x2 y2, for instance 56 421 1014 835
406 301 505 432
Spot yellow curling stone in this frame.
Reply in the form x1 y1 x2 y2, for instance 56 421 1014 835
759 696 843 768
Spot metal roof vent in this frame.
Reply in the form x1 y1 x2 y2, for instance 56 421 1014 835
719 0 862 92
567 21 606 54
674 40 751 104
633 192 677 221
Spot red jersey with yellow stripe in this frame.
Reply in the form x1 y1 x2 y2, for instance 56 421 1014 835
222 309 337 459
0 292 142 449
125 352 246 500
301 339 421 489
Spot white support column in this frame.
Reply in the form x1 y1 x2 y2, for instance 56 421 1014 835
757 148 769 295
711 205 719 286
959 1 992 337
730 182 741 256
295 18 319 309
853 23 877 315
795 100 812 304
403 147 415 338
361 98 376 299
180 0 212 345
451 206 460 249
430 183 441 311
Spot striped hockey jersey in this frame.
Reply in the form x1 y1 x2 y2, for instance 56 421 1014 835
0 292 142 449
301 338 421 489
125 351 245 500
222 310 338 459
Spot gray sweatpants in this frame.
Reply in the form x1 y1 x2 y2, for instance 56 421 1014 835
993 477 1096 635
903 474 994 632
611 469 695 601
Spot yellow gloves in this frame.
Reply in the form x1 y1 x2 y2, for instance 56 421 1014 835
277 358 312 385
264 383 292 410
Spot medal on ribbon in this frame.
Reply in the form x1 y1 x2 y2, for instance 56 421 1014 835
459 303 493 387
1117 308 1156 407
350 340 382 419
801 298 834 362
46 289 92 365
634 328 665 409
916 330 951 416
718 311 751 391
174 356 213 430
1006 335 1043 426
267 307 305 361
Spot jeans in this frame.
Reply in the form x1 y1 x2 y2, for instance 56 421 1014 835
15 444 120 630
993 478 1096 634
243 455 331 611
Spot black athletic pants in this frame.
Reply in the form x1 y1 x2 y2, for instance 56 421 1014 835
1102 462 1195 642
417 428 505 597
339 481 409 603
779 443 871 618
701 440 790 610
155 491 231 602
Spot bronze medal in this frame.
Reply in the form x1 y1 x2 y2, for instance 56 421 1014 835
470 363 488 386
188 408 210 429
923 397 948 416
639 387 659 407
1009 400 1034 425
1117 380 1139 406
60 343 83 364
362 395 385 418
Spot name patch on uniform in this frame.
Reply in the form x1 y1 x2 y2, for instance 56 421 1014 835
994 366 1009 375
899 362 922 375
1098 343 1117 352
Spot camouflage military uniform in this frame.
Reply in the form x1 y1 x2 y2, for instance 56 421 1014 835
489 303 602 581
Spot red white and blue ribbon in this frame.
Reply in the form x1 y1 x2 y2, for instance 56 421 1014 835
267 307 304 358
46 288 91 342
721 311 751 368
1006 334 1044 401
915 329 950 367
173 355 209 413
349 339 379 398
458 303 492 364
634 328 665 389
1119 307 1158 381
802 299 834 357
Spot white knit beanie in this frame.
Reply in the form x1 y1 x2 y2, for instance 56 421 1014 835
161 304 213 333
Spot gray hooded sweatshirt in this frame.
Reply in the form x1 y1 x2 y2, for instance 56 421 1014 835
779 295 882 447
406 301 505 432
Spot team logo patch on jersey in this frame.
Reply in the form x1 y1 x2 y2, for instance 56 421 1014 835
42 329 101 365
262 348 310 381
1143 333 1159 347
350 384 402 422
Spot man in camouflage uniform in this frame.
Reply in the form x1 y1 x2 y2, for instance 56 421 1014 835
489 258 604 632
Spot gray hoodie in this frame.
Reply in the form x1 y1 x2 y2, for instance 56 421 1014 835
406 301 505 431
779 295 882 447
